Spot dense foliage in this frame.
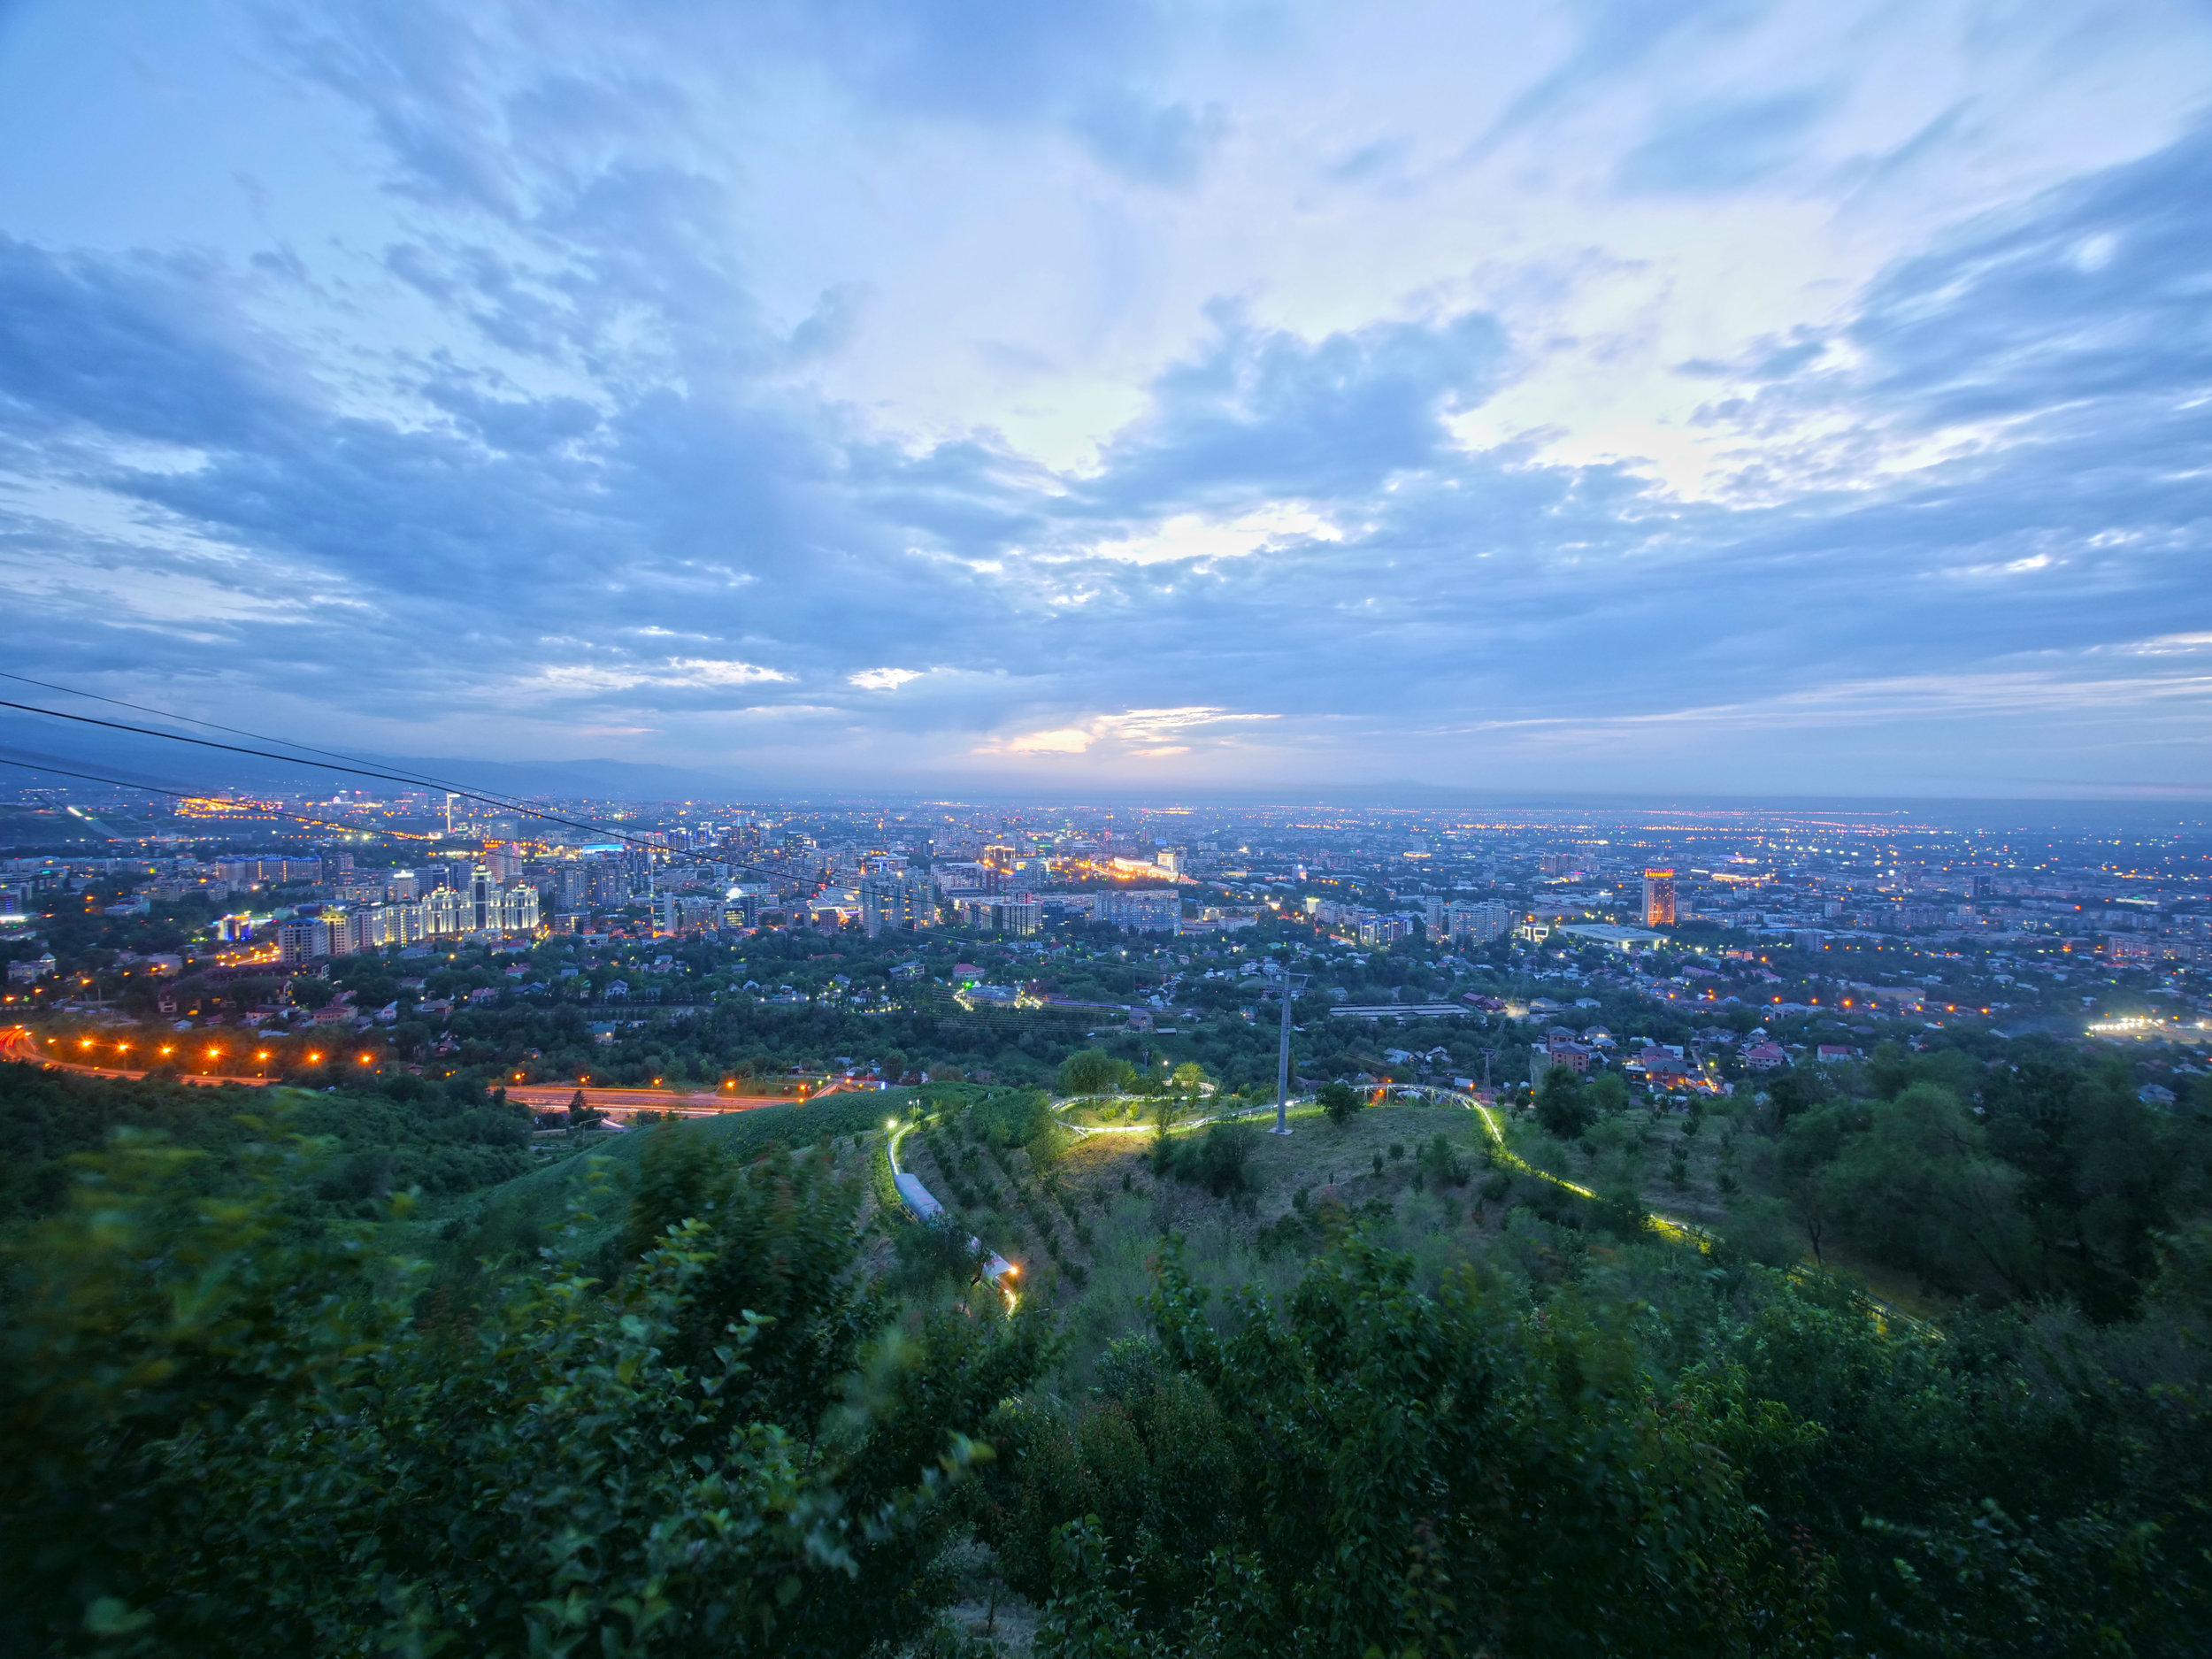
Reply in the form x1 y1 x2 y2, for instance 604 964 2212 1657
982 1235 2212 1657
0 1062 532 1226
4 1036 2210 1655
0 1115 1048 1656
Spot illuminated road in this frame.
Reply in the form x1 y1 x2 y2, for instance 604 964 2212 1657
885 1114 1018 1293
2 1027 280 1087
503 1083 802 1119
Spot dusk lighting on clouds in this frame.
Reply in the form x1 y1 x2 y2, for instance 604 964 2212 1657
2 0 2210 797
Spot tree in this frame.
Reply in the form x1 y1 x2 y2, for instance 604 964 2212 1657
1535 1065 1593 1140
0 1133 1050 1656
1317 1080 1363 1127
1586 1070 1630 1116
1776 1103 1856 1264
1011 1239 1832 1656
1059 1048 1133 1097
1169 1061 1208 1096
1824 1082 2029 1298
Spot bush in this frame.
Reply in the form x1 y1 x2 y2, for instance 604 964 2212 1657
1161 1122 1259 1201
1417 1133 1471 1188
1592 1183 1648 1240
1056 1049 1135 1096
1317 1080 1363 1127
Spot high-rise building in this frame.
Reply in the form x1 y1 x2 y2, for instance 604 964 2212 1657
469 865 495 933
955 894 1040 935
1643 869 1678 927
275 917 330 964
1444 900 1513 944
498 882 539 934
657 894 722 934
1102 887 1181 934
861 869 934 936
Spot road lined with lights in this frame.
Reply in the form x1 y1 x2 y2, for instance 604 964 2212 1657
2 1026 281 1086
504 1083 801 1118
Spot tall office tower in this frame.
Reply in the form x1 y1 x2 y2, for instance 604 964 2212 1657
1642 869 1678 927
556 863 587 908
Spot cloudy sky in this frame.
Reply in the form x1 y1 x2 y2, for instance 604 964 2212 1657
1 0 2209 799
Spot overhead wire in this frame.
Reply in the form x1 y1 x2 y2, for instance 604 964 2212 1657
0 669 600 827
0 688 795 882
0 755 443 841
0 695 679 851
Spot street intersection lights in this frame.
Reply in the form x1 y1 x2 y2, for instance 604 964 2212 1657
1271 972 1310 1136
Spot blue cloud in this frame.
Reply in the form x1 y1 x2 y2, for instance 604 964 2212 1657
1085 304 1509 507
1617 90 1830 192
1073 95 1228 188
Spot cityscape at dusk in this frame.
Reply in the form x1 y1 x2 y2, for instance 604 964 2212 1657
4 3 2211 1655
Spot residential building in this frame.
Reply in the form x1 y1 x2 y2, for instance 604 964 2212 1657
276 917 330 964
1444 900 1513 944
956 895 1041 936
861 868 934 936
657 894 723 935
1643 869 1678 928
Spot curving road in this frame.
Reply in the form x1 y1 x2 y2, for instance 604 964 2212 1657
2 1026 280 1087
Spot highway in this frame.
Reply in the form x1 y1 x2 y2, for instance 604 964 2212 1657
2 1026 279 1087
504 1076 879 1121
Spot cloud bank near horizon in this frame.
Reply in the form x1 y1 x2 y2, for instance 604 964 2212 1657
0 0 2208 799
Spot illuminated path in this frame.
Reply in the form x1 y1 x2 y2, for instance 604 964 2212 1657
1 1027 279 1087
885 1115 1018 1290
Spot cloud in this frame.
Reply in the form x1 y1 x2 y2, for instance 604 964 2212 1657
1617 91 1831 193
520 659 794 695
976 706 1279 757
1080 503 1345 565
987 726 1094 755
1072 95 1227 188
1 2 2208 795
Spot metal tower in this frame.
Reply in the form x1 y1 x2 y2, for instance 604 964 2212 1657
1271 972 1309 1135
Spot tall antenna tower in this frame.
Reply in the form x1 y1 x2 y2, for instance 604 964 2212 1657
1269 971 1310 1135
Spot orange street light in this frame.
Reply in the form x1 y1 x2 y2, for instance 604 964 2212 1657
308 1051 322 1064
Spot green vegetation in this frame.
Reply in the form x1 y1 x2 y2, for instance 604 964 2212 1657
3 1038 2209 1655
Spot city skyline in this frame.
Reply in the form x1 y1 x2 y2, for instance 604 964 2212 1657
3 1 2210 798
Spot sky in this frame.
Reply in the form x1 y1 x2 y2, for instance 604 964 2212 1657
0 0 2209 801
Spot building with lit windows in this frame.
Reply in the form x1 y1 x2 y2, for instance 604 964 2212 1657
276 917 330 964
1643 869 1678 927
861 869 934 935
1445 900 1514 944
